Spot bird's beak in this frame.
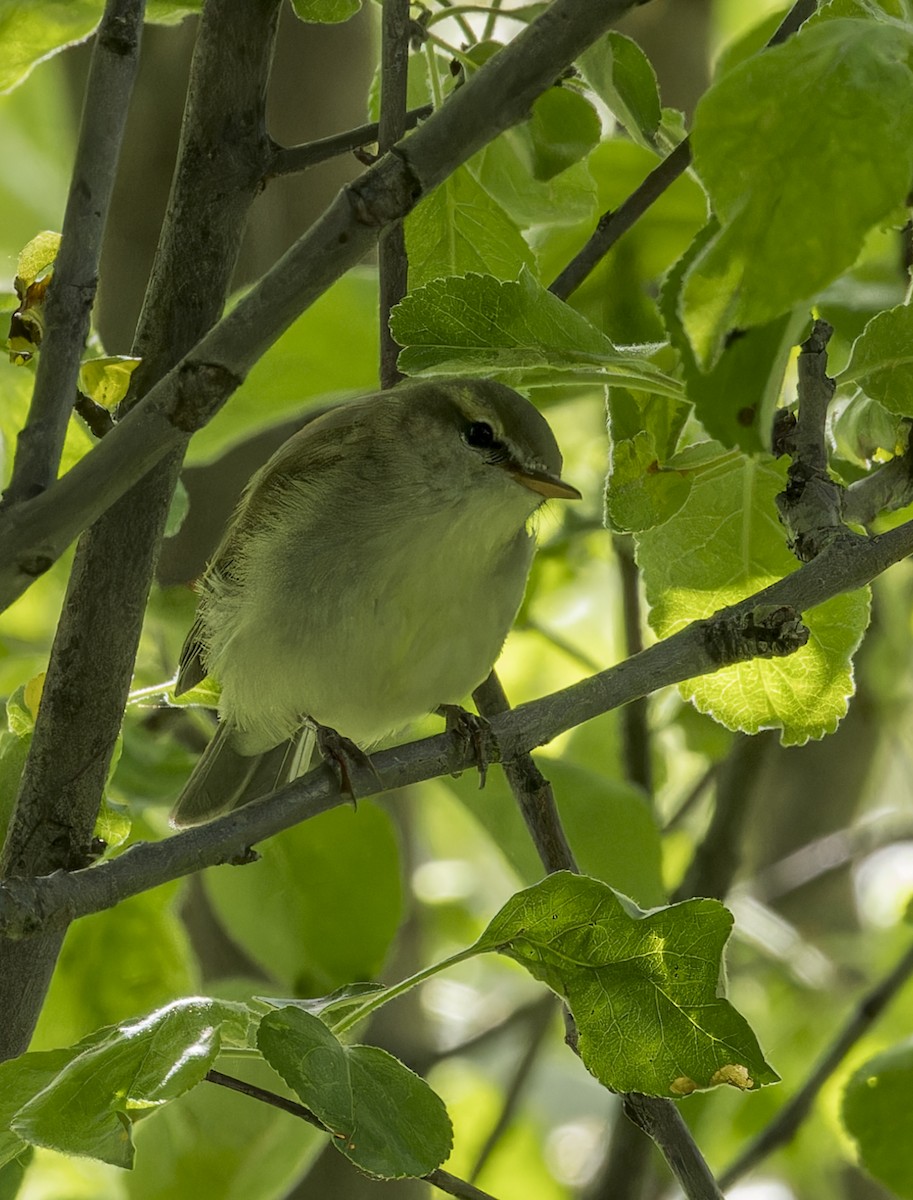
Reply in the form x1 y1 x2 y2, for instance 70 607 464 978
510 465 582 501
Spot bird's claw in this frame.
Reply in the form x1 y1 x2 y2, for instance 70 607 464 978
314 723 378 801
439 704 494 788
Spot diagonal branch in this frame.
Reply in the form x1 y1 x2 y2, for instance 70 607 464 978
266 105 433 178
4 516 911 937
2 0 145 507
719 936 913 1187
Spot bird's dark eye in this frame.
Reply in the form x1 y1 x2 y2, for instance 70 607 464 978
465 421 496 449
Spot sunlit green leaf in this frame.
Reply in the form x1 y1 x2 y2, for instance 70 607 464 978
0 6 99 93
392 268 682 396
6 999 251 1168
840 303 913 416
578 31 661 148
404 164 534 288
15 230 59 287
604 387 693 532
684 20 913 365
258 1007 452 1178
290 0 361 22
636 453 871 743
662 221 807 452
78 356 141 410
474 872 778 1097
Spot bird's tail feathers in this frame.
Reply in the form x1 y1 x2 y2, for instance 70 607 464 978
170 722 315 828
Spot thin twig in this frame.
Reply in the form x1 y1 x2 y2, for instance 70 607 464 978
719 937 913 1187
469 997 557 1181
205 1071 503 1199
547 0 818 302
615 536 653 800
776 319 849 562
206 1068 322 1126
473 671 578 874
2 0 145 507
2 523 912 936
378 0 412 387
433 0 477 42
843 426 913 526
266 105 432 177
673 732 776 903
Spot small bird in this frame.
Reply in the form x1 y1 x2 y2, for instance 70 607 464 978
171 377 580 825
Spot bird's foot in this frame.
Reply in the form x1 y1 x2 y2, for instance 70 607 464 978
438 704 494 788
313 723 378 800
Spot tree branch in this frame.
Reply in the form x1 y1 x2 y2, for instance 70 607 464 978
266 105 432 178
776 319 849 561
378 0 412 387
0 0 646 614
0 0 284 1064
2 0 145 507
204 1070 503 1199
2 529 894 934
843 426 913 526
719 936 913 1188
624 1095 724 1200
473 671 578 874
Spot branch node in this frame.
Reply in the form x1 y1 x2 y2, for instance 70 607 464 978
702 604 809 667
164 360 243 433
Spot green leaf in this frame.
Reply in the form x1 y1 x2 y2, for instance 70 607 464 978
840 303 913 416
448 754 666 906
0 1151 30 1200
404 165 534 288
15 231 60 288
474 872 778 1097
126 1056 321 1200
843 1039 913 1198
684 20 913 365
636 453 872 744
578 31 662 148
470 128 597 230
290 0 361 22
391 268 682 396
662 221 808 452
0 5 100 93
258 1007 453 1179
32 883 196 1049
604 388 693 532
78 356 141 410
205 802 402 994
187 269 378 464
525 87 602 180
831 391 908 466
4 999 251 1168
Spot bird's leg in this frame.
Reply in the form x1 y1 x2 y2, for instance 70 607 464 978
438 704 495 788
310 719 378 800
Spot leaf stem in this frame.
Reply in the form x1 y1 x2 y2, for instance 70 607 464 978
332 946 481 1036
